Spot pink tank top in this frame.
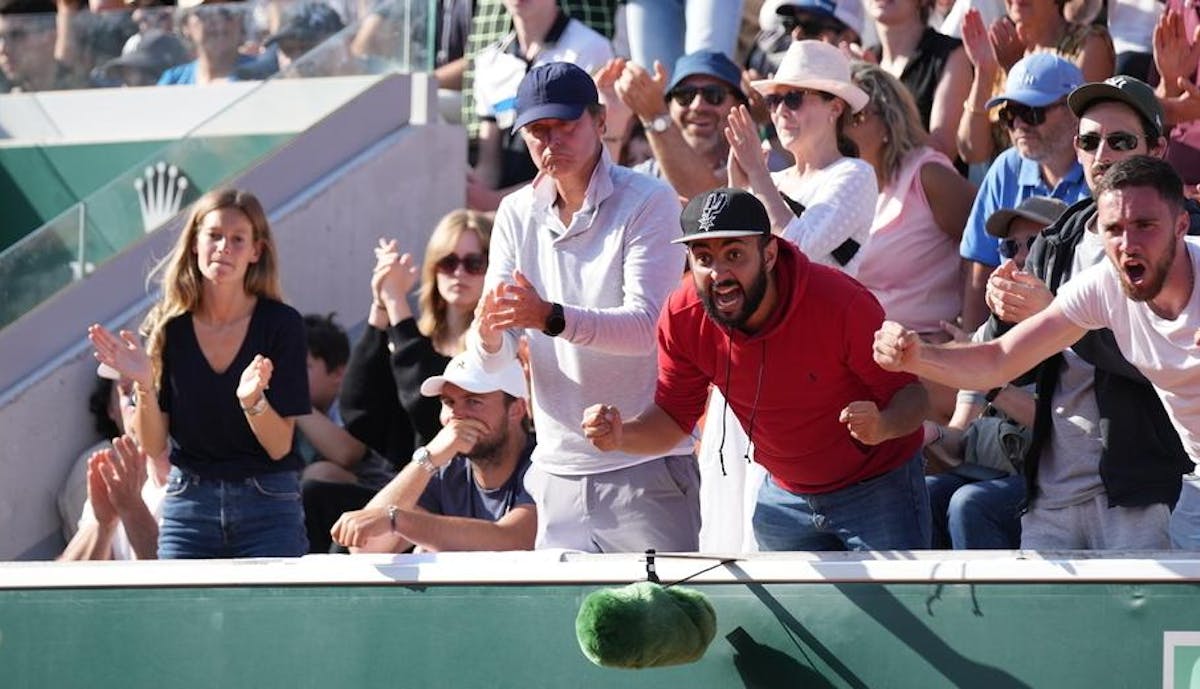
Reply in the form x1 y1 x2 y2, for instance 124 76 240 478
855 146 963 333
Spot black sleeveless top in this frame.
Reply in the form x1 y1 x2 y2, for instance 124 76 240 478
872 27 962 132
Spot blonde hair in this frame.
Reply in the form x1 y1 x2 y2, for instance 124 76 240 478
416 209 492 348
140 188 282 384
850 62 928 185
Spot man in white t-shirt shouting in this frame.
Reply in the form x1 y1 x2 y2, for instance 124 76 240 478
873 155 1200 549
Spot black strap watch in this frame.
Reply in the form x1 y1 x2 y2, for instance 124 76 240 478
542 302 566 337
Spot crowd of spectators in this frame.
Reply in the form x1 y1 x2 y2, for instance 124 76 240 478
29 0 1200 558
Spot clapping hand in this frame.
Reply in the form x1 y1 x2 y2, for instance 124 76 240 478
88 324 152 388
986 261 1053 324
372 238 418 305
237 354 273 408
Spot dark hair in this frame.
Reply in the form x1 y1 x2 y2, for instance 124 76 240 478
0 0 55 15
87 378 121 439
303 312 349 372
1094 155 1185 214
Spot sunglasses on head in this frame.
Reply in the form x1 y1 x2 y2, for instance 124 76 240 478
765 89 822 112
435 253 487 276
999 234 1037 260
998 102 1060 129
1073 131 1142 153
669 84 731 107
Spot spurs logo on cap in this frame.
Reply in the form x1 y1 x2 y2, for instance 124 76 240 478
697 192 729 232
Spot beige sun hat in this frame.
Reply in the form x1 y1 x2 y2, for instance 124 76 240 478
750 40 869 113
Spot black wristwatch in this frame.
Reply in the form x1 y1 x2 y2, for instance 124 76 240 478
542 302 566 336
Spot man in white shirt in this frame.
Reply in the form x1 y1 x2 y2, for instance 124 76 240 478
471 61 699 553
874 155 1200 549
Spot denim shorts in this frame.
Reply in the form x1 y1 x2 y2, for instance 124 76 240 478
158 466 308 559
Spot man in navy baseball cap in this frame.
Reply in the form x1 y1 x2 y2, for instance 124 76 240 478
512 61 600 131
471 60 703 554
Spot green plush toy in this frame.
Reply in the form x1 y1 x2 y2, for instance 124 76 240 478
575 581 717 669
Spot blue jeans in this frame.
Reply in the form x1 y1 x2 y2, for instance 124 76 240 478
752 454 931 551
925 473 1024 549
624 0 744 70
158 467 308 559
1171 473 1200 551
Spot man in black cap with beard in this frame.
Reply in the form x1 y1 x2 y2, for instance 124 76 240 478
583 188 932 552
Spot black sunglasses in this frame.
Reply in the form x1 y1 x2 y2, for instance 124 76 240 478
1074 131 1142 153
765 89 822 111
783 17 844 36
999 235 1037 260
998 102 1061 129
435 253 487 276
669 85 731 107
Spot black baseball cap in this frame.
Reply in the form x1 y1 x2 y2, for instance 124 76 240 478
1068 75 1164 138
675 188 771 244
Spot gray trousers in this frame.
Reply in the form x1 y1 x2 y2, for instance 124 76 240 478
525 454 700 553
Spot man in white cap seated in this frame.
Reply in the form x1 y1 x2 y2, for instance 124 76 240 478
331 352 535 553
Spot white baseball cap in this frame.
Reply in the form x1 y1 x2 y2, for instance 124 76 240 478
420 352 526 399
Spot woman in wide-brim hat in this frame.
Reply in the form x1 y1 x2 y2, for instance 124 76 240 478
725 40 877 277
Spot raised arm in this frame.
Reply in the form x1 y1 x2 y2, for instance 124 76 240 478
88 325 168 458
616 60 725 198
873 303 1087 390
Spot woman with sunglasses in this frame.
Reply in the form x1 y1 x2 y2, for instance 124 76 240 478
88 188 311 558
338 210 493 470
725 40 877 276
957 2 1114 163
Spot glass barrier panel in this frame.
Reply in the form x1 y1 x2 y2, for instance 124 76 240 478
0 0 433 329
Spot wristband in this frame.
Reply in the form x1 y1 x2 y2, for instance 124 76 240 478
387 504 398 533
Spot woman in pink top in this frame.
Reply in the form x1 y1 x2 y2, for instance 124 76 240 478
847 64 977 420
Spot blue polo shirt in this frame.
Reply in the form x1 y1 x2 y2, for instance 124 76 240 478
959 147 1090 266
158 55 257 85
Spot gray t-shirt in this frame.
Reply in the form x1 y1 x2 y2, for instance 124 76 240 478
1037 227 1106 508
417 444 534 521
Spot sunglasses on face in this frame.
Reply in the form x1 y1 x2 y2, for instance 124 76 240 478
999 234 1037 260
435 253 487 276
998 102 1060 129
783 17 844 36
0 28 28 43
1073 131 1142 153
765 89 820 112
669 85 731 107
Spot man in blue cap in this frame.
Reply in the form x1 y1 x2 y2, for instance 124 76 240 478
470 61 700 553
613 50 748 198
958 53 1091 330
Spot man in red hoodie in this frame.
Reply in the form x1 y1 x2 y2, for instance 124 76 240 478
583 188 931 550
